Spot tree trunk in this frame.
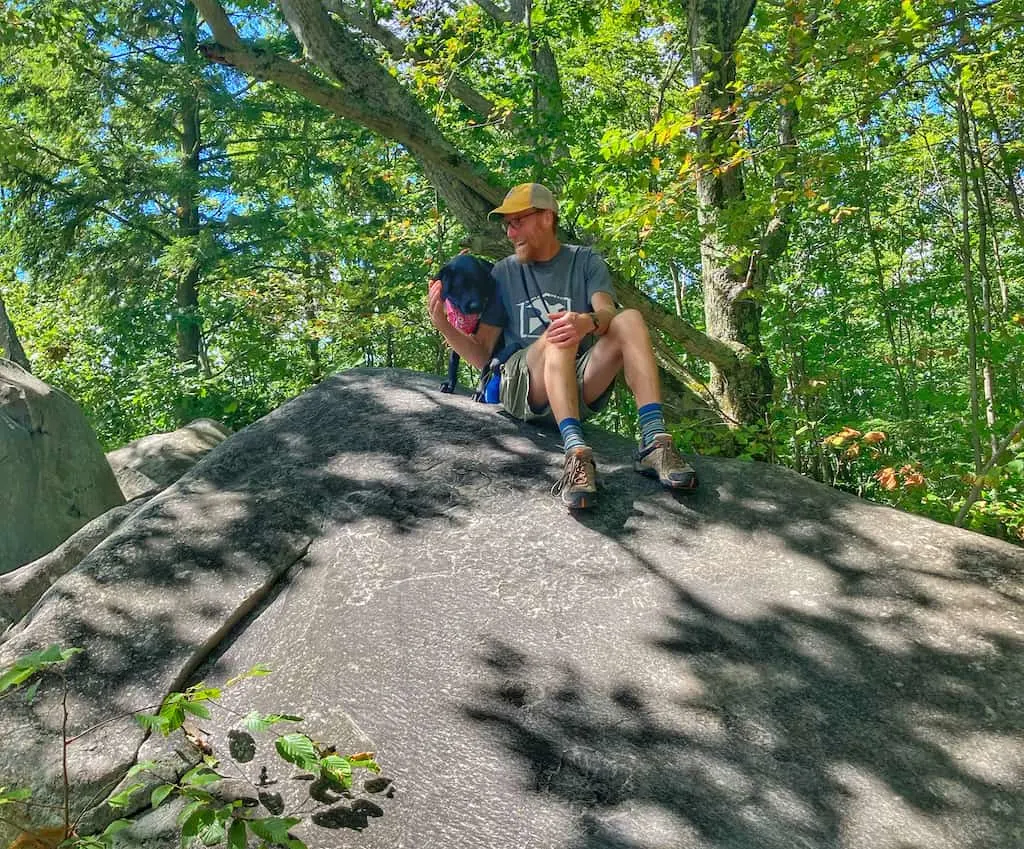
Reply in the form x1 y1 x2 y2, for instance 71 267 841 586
862 194 911 418
175 0 204 423
966 110 997 454
956 78 984 474
0 293 30 371
981 91 1024 239
687 0 774 425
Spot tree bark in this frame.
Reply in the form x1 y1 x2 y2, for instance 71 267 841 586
177 5 202 358
175 0 204 423
686 0 774 425
0 293 30 371
956 77 984 474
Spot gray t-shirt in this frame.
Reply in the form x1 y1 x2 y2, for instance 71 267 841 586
481 244 615 353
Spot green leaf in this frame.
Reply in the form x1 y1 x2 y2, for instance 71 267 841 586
347 754 381 773
185 685 221 702
320 755 352 789
35 644 67 664
249 816 302 848
226 664 272 687
275 733 319 772
228 818 247 849
151 783 176 808
135 713 169 734
22 679 41 704
0 787 32 804
125 760 161 779
182 699 211 719
243 711 303 733
108 783 144 809
198 818 226 846
180 807 215 848
0 666 35 694
181 765 221 788
157 703 186 734
101 819 133 839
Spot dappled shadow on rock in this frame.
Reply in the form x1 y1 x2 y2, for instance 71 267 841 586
8 367 1022 849
312 799 384 831
0 369 556 839
464 456 1024 849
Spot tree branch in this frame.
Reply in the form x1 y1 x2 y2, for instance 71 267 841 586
194 0 501 221
322 0 515 130
614 275 744 372
474 0 516 23
955 418 1024 527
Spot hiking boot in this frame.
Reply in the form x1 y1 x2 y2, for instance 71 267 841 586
634 434 698 491
551 446 598 510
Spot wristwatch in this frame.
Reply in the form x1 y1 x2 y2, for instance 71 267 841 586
587 312 600 334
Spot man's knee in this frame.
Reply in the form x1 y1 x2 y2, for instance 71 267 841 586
532 334 578 372
608 308 648 339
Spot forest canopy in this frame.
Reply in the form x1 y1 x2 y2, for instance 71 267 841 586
0 0 1022 542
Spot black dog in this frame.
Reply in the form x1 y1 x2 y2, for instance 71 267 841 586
438 253 497 394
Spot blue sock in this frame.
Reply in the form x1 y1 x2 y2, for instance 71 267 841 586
638 403 668 446
557 417 587 452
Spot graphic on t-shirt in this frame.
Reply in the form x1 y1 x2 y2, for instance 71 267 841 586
518 293 571 338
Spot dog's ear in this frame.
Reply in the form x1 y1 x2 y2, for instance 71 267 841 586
437 260 456 297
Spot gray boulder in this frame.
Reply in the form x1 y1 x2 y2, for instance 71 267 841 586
1 368 1023 849
0 495 152 636
106 418 232 499
0 359 124 575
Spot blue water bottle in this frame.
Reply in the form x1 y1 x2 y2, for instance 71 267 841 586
483 370 501 403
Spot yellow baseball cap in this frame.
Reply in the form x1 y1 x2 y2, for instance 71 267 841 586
489 183 559 219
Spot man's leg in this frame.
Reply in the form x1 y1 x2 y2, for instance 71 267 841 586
579 309 658 408
581 310 698 491
525 335 598 509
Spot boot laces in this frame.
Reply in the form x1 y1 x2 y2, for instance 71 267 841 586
552 452 592 495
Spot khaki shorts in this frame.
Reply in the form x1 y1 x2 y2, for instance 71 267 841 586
498 344 613 422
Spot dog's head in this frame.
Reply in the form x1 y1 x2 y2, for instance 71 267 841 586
439 254 495 335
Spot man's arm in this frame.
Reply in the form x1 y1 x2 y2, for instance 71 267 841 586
427 280 504 370
545 290 618 349
589 291 616 336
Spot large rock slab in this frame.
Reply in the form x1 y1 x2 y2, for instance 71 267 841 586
2 368 1023 849
0 359 124 575
0 495 151 636
106 418 232 499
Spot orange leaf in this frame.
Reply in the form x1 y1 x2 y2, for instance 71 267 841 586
875 467 898 491
9 828 70 849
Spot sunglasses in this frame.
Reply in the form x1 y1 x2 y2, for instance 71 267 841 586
503 210 543 232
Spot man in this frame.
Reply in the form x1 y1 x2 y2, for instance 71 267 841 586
427 182 697 509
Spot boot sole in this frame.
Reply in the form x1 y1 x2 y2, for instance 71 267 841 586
563 493 595 510
635 465 699 491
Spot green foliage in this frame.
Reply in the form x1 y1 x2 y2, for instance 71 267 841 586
0 649 384 848
0 645 82 697
0 0 1021 545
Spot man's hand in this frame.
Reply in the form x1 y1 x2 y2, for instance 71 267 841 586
546 311 588 349
427 279 451 333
